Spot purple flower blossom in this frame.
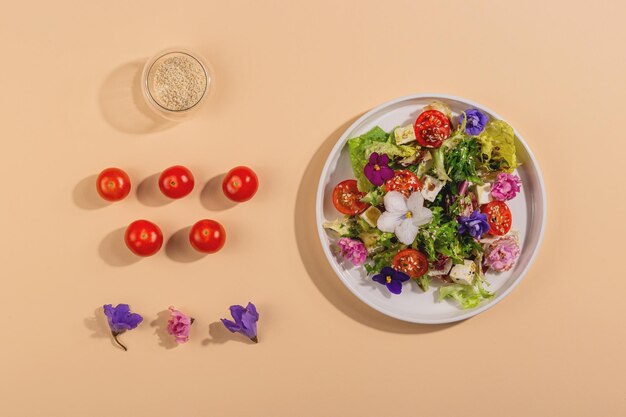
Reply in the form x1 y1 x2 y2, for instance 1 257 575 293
372 266 410 295
484 236 520 271
221 302 259 343
364 152 394 186
103 304 143 351
337 237 367 266
457 210 490 239
491 173 522 201
460 109 488 136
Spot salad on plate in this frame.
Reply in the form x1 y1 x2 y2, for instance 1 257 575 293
324 102 523 309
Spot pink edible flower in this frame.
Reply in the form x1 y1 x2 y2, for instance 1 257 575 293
484 236 520 272
167 306 194 344
337 237 367 266
491 173 521 201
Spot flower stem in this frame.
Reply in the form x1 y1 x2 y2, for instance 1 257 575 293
112 332 128 351
250 336 258 343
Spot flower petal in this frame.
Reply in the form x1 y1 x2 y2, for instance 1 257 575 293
246 302 259 320
380 166 395 181
372 274 386 285
377 211 404 233
383 191 408 213
412 206 433 227
406 192 425 214
395 218 419 245
221 318 241 333
229 305 246 325
369 152 379 164
386 280 403 295
379 153 389 165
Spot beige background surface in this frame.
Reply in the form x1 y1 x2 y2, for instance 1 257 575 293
0 1 624 416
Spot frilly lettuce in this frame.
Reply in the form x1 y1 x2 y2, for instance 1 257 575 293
348 126 416 192
439 276 494 309
476 120 518 173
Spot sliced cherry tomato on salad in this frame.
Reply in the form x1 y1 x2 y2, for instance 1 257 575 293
332 179 369 215
124 219 163 257
96 167 131 201
413 110 451 148
384 170 422 196
481 200 512 236
392 249 429 278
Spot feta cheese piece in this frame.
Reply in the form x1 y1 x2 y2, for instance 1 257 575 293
421 175 445 202
476 183 493 205
359 206 381 228
449 260 477 285
394 125 416 145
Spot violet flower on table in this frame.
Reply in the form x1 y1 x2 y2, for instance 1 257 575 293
221 302 259 343
103 304 143 351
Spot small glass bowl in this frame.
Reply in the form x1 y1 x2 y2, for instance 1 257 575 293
141 48 212 121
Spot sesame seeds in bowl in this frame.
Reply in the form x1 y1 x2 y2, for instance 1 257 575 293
142 49 212 120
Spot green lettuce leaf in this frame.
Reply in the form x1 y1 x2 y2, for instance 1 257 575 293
476 120 518 173
444 138 483 184
360 187 385 206
323 217 359 238
348 126 417 192
348 127 388 192
439 278 494 309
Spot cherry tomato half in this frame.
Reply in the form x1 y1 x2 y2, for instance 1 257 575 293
222 166 259 202
414 110 451 148
392 248 429 278
159 165 195 199
332 179 369 215
189 219 226 253
124 220 163 257
384 170 422 197
481 200 512 236
96 167 131 201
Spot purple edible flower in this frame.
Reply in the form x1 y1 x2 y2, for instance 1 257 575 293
372 266 410 295
337 237 367 266
364 152 394 186
491 172 522 201
460 109 488 136
103 304 143 351
457 210 490 239
221 302 259 343
484 236 520 271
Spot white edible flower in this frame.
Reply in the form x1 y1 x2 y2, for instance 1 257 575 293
377 191 433 245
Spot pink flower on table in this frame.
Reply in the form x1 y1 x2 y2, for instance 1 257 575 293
337 237 367 266
491 173 521 201
484 236 520 272
167 306 194 344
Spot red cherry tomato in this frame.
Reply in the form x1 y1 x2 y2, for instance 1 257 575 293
414 110 451 148
222 166 259 202
189 219 226 253
159 165 195 199
384 170 422 197
96 168 131 201
124 220 163 257
332 179 369 215
392 249 429 278
481 200 512 236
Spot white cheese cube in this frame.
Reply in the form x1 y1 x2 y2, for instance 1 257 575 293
394 125 416 145
359 206 381 228
475 183 493 205
421 175 445 202
449 260 477 285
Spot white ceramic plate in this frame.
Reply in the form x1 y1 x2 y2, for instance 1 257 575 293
316 94 546 324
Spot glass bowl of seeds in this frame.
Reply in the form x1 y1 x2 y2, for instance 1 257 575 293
141 48 211 120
